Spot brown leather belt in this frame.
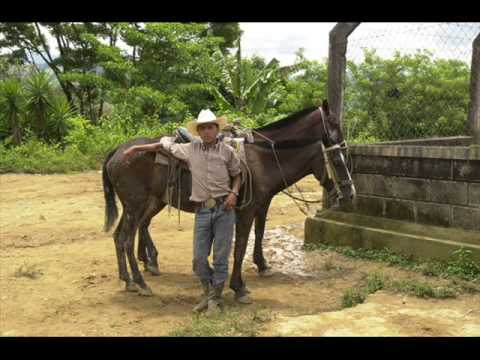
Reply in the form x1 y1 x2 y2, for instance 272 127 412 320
196 196 227 210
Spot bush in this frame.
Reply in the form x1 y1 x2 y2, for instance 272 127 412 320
0 112 177 173
0 137 94 173
445 248 480 281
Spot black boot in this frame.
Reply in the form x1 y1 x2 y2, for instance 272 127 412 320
206 282 224 317
193 280 211 313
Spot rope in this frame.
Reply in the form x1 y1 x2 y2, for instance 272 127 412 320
236 160 254 211
250 128 317 216
280 190 323 203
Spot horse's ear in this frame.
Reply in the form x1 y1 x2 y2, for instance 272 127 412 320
322 99 330 116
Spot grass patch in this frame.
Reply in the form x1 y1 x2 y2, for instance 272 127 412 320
342 272 387 308
364 272 387 293
168 308 273 337
304 242 480 283
413 248 480 282
339 247 413 267
390 279 456 299
342 288 366 308
442 248 480 281
14 263 43 279
342 272 456 308
304 242 409 263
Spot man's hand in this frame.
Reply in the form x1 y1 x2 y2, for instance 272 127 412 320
122 147 136 166
224 193 238 210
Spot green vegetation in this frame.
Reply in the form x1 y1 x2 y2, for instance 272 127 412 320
342 271 457 308
344 50 470 141
305 243 480 283
0 23 473 173
168 308 273 337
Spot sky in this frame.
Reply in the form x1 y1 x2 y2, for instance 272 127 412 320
239 22 480 65
240 22 336 65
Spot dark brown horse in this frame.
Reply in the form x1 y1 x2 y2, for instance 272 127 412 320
102 100 355 299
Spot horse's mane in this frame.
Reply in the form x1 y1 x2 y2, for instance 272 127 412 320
254 106 319 132
250 137 321 149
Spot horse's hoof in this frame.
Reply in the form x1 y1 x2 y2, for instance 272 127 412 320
235 294 253 305
138 286 153 297
126 282 138 292
145 264 160 276
259 268 274 278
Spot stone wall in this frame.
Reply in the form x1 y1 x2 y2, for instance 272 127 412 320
344 138 480 231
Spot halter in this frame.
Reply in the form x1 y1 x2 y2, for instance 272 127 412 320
318 106 354 202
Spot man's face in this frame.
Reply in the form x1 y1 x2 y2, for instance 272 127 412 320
197 123 219 144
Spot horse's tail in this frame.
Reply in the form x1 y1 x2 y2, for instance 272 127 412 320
102 148 119 232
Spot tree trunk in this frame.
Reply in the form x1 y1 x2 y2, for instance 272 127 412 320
98 91 105 121
79 92 85 116
86 89 95 124
9 113 23 146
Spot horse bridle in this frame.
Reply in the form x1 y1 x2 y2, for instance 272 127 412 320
318 106 354 202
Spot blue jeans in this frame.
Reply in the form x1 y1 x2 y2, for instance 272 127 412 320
193 203 235 287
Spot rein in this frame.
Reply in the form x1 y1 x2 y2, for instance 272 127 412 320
251 129 322 215
248 106 352 214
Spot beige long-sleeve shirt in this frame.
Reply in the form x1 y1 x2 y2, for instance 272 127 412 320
159 137 241 202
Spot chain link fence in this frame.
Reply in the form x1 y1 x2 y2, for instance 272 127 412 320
342 22 480 143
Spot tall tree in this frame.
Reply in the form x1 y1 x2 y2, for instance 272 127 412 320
345 49 470 141
0 78 25 145
209 39 304 115
0 22 121 121
207 23 242 53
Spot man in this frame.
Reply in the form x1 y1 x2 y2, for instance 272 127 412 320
123 109 242 316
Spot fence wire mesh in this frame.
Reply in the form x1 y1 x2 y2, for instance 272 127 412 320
343 22 480 143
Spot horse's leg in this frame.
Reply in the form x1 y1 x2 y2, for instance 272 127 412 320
139 219 158 275
113 213 136 292
139 201 166 276
137 227 148 265
230 209 255 303
123 208 153 296
137 162 170 275
253 198 273 277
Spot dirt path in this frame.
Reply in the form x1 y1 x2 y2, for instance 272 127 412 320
1 172 479 336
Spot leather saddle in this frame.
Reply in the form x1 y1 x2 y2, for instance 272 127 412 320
174 127 195 143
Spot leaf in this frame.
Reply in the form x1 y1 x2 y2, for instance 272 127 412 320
207 85 234 111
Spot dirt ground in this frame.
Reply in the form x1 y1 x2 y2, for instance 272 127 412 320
1 171 479 336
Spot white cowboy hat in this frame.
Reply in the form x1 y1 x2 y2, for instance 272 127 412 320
186 109 228 136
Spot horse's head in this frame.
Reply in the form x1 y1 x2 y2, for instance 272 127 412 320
315 100 356 208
